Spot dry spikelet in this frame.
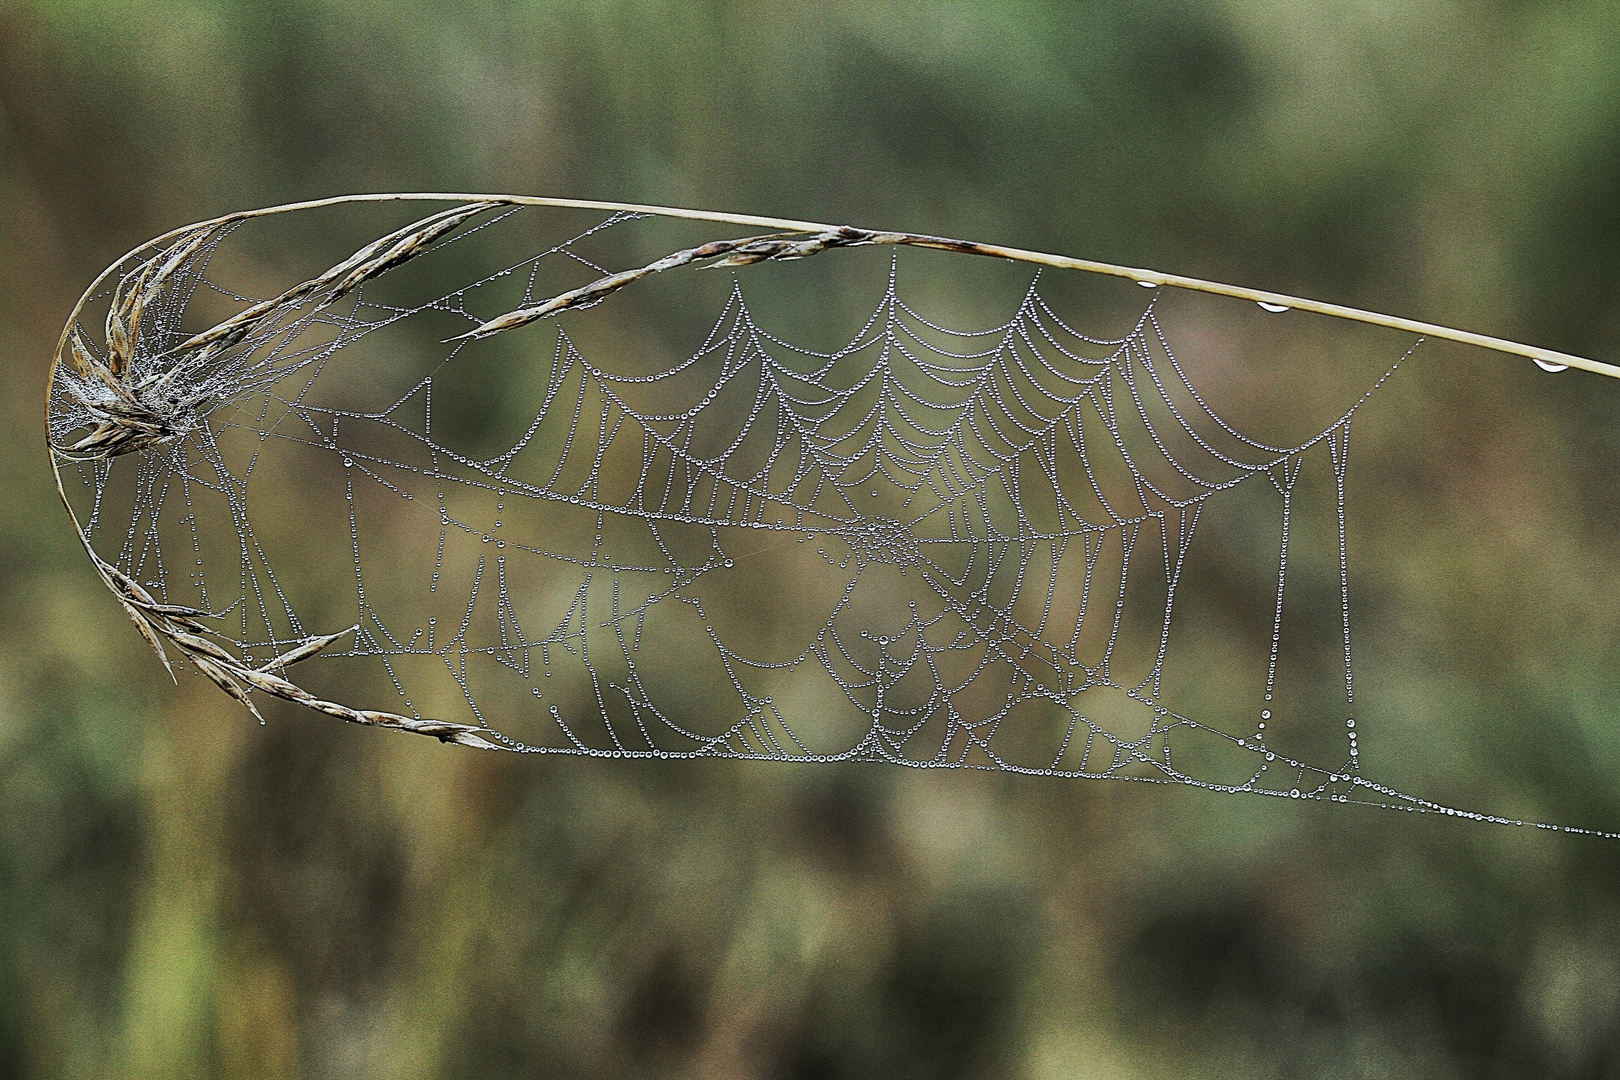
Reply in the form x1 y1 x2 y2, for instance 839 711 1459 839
257 627 356 673
175 202 501 356
81 541 499 747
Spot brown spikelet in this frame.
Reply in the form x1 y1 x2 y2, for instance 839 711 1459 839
450 227 877 342
257 627 356 672
235 666 305 698
105 298 132 375
83 549 498 748
325 202 497 301
173 202 500 357
189 654 263 719
120 602 176 681
142 224 223 299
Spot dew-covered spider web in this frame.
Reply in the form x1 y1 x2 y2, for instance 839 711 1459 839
47 201 1612 834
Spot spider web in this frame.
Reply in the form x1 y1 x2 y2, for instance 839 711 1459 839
47 203 1594 833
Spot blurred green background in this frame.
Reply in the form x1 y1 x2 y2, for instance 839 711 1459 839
5 1 1620 1077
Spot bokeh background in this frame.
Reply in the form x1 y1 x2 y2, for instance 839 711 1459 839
5 2 1620 1077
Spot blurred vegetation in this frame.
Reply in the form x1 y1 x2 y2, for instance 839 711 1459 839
3 1 1620 1077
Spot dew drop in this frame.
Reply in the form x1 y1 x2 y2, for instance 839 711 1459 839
1261 709 1271 720
723 559 734 568
1136 280 1157 288
1258 302 1290 313
1532 358 1569 373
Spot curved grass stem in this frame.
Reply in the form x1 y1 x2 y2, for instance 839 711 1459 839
71 190 1617 380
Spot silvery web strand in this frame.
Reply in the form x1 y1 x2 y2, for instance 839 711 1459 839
47 205 1613 838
